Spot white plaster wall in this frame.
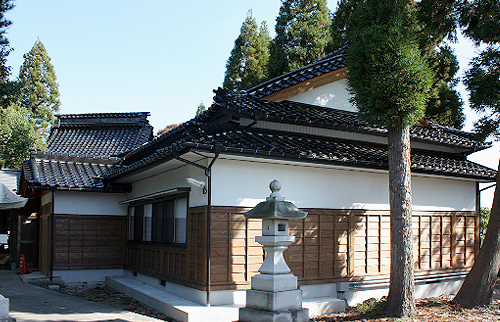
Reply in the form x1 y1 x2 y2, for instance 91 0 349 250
125 163 208 208
211 158 476 211
54 191 127 216
288 79 357 112
41 191 52 206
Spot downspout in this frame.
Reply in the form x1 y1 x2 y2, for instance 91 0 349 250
50 187 55 281
174 147 221 306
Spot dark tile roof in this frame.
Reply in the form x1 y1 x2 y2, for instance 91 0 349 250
22 151 127 192
245 45 348 99
48 112 153 158
210 91 491 152
106 127 496 181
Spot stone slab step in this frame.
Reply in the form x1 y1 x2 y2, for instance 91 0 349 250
106 276 240 322
303 297 346 316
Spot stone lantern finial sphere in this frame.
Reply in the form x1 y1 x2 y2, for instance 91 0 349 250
270 179 281 193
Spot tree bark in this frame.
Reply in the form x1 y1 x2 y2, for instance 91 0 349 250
386 125 416 318
453 159 500 307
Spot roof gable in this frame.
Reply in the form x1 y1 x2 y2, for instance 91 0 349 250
246 45 348 101
48 112 153 158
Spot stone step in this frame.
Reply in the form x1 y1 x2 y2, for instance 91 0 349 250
106 276 240 322
303 297 346 316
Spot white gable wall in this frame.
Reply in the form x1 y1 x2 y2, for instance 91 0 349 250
54 191 127 216
211 157 476 211
120 162 209 208
288 78 357 112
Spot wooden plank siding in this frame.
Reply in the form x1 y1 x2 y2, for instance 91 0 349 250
124 206 479 292
125 206 208 290
53 215 126 270
210 207 479 290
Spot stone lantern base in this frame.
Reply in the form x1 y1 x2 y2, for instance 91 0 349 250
239 306 309 322
238 273 309 322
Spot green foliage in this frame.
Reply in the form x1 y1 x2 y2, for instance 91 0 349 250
425 45 464 128
328 0 361 51
345 0 433 128
0 103 45 169
0 0 13 83
464 47 500 140
18 39 60 134
223 10 271 90
269 0 331 78
417 0 460 48
460 0 500 45
356 297 387 318
331 0 464 129
196 102 206 116
480 207 491 244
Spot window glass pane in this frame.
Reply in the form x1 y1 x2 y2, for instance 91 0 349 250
128 207 134 240
133 205 144 241
164 200 175 244
175 198 187 244
152 202 163 243
143 204 152 242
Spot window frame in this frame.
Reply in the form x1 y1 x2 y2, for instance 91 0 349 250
127 191 189 248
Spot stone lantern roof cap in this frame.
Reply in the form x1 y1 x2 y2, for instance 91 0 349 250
244 180 308 220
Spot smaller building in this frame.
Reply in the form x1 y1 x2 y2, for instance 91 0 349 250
18 112 153 275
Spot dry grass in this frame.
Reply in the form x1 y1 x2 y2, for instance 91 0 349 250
311 289 500 322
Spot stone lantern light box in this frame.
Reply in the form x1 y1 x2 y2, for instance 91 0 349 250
239 179 309 322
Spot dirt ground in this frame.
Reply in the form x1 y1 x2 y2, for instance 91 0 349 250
28 279 500 322
27 279 174 321
312 289 500 322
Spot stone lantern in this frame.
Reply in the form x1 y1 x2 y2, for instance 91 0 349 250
239 179 309 322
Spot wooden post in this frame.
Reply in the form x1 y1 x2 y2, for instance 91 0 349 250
451 213 458 268
348 212 355 276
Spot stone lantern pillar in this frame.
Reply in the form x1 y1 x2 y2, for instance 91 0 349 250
239 180 309 322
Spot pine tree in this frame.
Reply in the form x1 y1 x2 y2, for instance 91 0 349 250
196 101 206 116
223 10 271 90
0 0 17 108
269 0 331 78
425 45 464 128
331 0 464 129
345 0 433 318
452 1 500 306
18 39 61 134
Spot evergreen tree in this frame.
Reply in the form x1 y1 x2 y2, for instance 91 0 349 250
18 39 60 134
345 0 433 318
452 0 500 304
0 0 17 109
0 103 45 169
223 10 270 90
331 0 464 129
269 0 331 78
196 101 206 116
425 45 464 128
0 0 13 83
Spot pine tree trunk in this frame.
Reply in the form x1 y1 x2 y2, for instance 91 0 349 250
386 125 416 318
453 159 500 307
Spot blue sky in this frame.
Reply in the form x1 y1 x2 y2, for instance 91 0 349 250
5 0 499 204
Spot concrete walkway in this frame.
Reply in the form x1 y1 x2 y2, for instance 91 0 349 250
0 271 165 322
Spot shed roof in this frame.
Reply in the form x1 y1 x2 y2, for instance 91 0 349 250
22 150 127 192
